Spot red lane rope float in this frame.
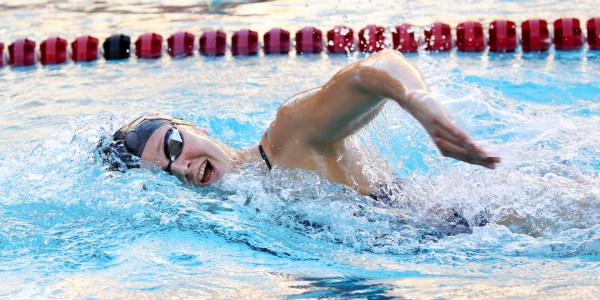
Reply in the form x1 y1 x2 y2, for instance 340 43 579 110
264 28 290 54
200 30 226 56
0 42 4 67
392 24 419 53
327 25 355 53
71 35 99 62
135 32 163 59
554 18 583 50
232 29 258 56
167 31 194 57
9 38 36 66
521 19 550 52
456 21 485 52
589 17 600 50
264 28 282 54
489 20 517 52
295 26 322 54
425 22 452 51
359 24 385 52
40 36 67 65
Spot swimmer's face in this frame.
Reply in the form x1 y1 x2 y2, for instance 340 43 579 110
141 125 236 186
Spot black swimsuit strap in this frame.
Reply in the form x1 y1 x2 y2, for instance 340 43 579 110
258 144 272 170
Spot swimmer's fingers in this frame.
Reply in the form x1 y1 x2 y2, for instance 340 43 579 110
461 137 501 169
430 118 474 149
430 117 501 168
433 137 500 169
424 115 500 168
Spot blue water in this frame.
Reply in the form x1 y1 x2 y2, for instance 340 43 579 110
1 0 599 298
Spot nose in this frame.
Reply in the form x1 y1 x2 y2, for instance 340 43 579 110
168 159 194 184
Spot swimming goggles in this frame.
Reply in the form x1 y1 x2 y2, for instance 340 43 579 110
164 123 184 174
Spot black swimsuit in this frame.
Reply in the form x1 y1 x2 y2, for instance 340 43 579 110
369 181 485 236
258 142 481 236
258 144 272 170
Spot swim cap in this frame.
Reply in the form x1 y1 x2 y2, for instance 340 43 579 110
97 113 194 171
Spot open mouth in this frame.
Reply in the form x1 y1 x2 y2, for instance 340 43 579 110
198 159 214 184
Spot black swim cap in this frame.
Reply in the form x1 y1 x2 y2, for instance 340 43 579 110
97 113 194 171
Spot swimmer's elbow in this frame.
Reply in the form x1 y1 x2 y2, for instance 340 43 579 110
325 50 410 95
354 49 428 107
358 49 409 71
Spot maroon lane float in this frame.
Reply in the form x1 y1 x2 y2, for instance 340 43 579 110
263 28 290 54
392 24 419 53
456 21 485 52
71 35 99 62
232 29 259 56
588 18 600 50
9 39 36 66
521 19 550 52
553 18 583 50
358 24 385 52
200 30 226 56
295 26 322 54
40 36 67 65
0 42 4 67
327 25 355 53
135 33 163 59
424 22 452 51
488 20 517 52
167 32 194 57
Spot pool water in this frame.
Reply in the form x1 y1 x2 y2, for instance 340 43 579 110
1 0 599 298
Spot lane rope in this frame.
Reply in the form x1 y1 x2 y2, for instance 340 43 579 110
1 17 599 68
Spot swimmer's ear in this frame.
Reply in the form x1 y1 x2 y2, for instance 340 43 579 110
95 138 140 172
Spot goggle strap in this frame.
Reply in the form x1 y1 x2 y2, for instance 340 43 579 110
166 160 173 174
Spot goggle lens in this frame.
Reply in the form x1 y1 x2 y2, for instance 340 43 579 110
164 124 183 172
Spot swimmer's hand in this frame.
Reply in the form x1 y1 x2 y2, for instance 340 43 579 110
406 91 501 169
429 117 501 169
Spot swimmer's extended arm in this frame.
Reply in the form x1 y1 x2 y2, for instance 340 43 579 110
276 49 499 168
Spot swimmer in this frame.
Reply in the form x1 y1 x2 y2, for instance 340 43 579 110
100 49 500 197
